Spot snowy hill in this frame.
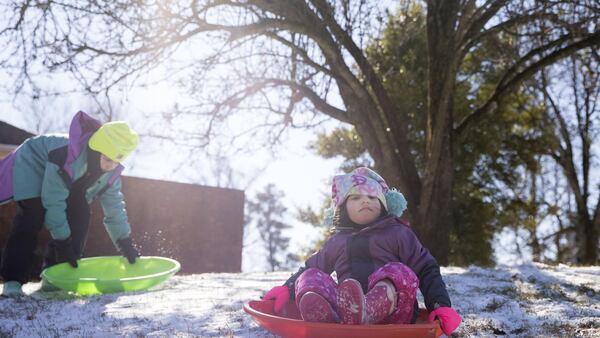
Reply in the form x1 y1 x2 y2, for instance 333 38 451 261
1 263 599 337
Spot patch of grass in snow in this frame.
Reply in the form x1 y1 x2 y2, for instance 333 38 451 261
541 321 580 337
471 285 516 296
0 325 18 337
513 267 600 306
496 286 518 297
214 320 235 337
213 299 244 312
581 320 600 328
576 284 597 297
514 279 574 304
516 286 549 302
460 318 507 336
575 321 600 337
509 327 527 335
535 283 572 302
484 297 507 312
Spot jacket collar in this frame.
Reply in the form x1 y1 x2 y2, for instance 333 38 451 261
335 214 400 235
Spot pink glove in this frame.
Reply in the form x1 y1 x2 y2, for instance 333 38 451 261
263 286 290 313
428 307 461 336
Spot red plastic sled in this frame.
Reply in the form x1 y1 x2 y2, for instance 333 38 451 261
244 299 443 338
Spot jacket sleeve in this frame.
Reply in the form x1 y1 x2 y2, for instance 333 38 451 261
283 236 337 299
41 162 72 240
99 177 132 246
305 235 338 274
282 266 307 300
397 225 451 310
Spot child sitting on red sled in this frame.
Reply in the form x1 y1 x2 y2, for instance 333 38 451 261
264 167 461 336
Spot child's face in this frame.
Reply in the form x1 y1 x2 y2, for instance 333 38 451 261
345 193 382 225
100 154 119 172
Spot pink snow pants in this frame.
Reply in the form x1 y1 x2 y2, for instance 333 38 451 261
294 262 419 324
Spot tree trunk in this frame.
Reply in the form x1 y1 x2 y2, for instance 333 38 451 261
416 137 453 264
529 232 542 262
577 216 598 264
415 0 460 264
561 155 598 264
592 215 600 264
529 169 541 262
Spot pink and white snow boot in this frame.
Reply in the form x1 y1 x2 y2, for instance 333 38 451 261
336 278 366 324
365 280 397 324
298 291 338 323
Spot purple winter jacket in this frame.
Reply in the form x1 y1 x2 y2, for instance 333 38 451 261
305 215 451 310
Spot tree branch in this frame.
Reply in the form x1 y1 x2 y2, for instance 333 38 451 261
309 0 422 194
263 78 351 124
541 71 590 222
541 225 576 242
458 12 563 60
264 32 334 77
456 0 509 56
455 31 600 138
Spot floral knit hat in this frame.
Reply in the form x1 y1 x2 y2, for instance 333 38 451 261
324 167 408 226
332 167 389 209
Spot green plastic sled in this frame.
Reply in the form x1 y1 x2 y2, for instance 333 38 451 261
41 256 180 295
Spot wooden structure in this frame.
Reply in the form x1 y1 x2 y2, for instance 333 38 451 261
85 176 245 274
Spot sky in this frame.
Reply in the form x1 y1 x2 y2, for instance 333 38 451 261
1 263 599 337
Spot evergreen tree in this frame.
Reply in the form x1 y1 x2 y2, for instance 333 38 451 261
246 184 292 271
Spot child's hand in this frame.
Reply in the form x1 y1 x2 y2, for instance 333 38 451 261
263 286 290 313
427 306 461 335
54 237 78 268
117 237 140 264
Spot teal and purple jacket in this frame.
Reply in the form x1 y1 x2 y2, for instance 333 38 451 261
0 112 131 244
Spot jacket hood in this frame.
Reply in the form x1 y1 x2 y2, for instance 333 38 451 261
63 111 102 179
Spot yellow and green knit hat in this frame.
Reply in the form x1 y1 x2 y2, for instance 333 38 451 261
88 121 139 162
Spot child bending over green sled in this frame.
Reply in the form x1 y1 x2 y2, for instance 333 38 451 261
264 167 461 336
0 111 140 297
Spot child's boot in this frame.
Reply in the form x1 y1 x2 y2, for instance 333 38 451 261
365 280 397 324
336 278 365 324
1 281 24 297
298 291 338 323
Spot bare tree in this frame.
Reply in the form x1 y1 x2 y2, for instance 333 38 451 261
1 0 599 262
541 51 600 264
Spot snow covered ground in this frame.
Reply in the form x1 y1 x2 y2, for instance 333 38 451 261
1 263 599 337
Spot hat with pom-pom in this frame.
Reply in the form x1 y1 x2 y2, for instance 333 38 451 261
330 167 407 221
332 167 388 209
